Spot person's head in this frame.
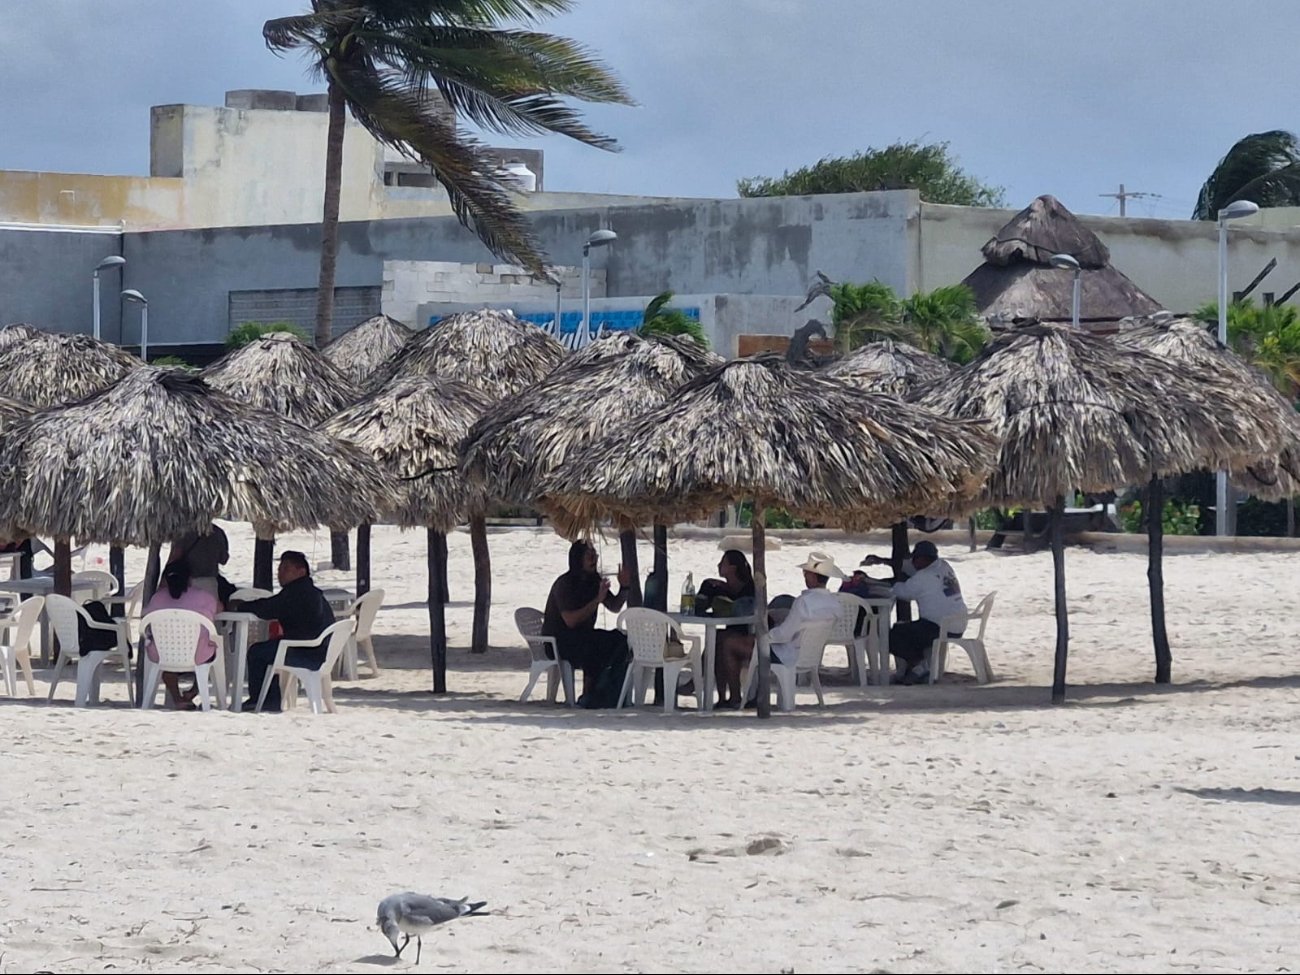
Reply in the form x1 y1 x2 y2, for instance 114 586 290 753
718 549 753 587
567 540 598 576
162 558 192 600
278 550 310 587
797 551 843 589
911 540 939 570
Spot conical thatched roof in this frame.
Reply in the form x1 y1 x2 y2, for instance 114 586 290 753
914 323 1296 507
0 368 396 545
375 308 565 400
321 314 413 385
204 331 361 424
536 355 997 535
961 195 1163 326
823 340 952 395
324 375 495 532
0 323 41 353
461 333 724 507
0 331 141 407
1117 316 1300 499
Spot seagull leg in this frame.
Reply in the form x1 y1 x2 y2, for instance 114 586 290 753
415 936 422 964
395 933 409 958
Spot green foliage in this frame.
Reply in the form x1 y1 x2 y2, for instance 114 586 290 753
737 141 1005 207
226 321 309 350
1194 299 1300 397
736 501 810 530
1235 497 1293 536
1193 130 1300 220
1118 499 1202 536
828 280 988 363
636 291 709 347
151 355 198 371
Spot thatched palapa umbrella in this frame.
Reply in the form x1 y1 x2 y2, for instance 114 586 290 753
824 340 952 396
322 314 413 385
0 322 41 354
460 332 723 609
538 355 996 717
204 332 363 588
325 375 494 692
377 309 566 655
1117 316 1300 683
916 323 1297 701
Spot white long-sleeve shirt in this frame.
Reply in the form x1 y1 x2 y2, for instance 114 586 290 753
768 586 842 664
892 558 968 631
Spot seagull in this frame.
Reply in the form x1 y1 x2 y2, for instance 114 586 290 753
377 892 488 963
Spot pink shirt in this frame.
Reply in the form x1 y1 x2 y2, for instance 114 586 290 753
144 587 221 664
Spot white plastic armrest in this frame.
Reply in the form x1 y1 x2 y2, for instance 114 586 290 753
684 634 702 655
272 635 327 668
525 635 557 658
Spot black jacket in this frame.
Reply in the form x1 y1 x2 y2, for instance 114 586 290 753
242 576 335 648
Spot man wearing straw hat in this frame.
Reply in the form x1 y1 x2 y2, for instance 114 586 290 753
715 551 843 708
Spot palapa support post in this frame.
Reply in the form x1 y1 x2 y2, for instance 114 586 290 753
53 538 72 598
618 524 642 607
1146 476 1171 684
253 536 275 592
330 530 350 571
968 516 978 553
435 531 450 603
138 542 162 707
890 521 912 622
649 522 668 611
1049 496 1070 704
109 545 126 615
752 505 771 720
470 514 491 654
356 523 371 598
428 527 448 693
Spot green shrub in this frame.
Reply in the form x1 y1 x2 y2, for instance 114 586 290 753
226 321 309 350
1119 499 1202 535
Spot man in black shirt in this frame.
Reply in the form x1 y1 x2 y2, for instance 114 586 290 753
239 550 336 712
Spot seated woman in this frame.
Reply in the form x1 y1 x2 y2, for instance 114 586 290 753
143 559 222 710
542 541 633 700
697 549 756 616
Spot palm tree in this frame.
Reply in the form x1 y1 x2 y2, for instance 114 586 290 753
636 291 709 347
828 279 988 363
264 1 633 347
1193 130 1300 221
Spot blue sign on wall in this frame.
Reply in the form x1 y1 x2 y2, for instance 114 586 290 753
429 307 700 334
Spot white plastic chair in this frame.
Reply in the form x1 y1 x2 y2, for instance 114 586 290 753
747 618 836 712
0 595 44 697
514 607 574 706
71 569 119 602
255 619 355 714
928 592 996 684
44 593 132 706
139 609 226 711
616 607 703 713
829 593 878 687
338 588 384 679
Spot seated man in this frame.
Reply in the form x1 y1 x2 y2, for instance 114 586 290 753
715 552 844 708
873 540 968 684
542 540 634 704
239 550 336 712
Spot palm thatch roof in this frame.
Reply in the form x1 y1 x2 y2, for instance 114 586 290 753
375 308 565 400
321 314 413 385
324 375 495 532
536 355 997 535
0 368 396 546
913 323 1297 507
961 195 1163 326
461 333 724 507
204 331 361 424
0 323 41 353
0 331 141 407
0 395 32 428
1117 315 1300 499
823 340 952 395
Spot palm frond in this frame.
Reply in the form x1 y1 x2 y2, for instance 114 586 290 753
1193 130 1300 219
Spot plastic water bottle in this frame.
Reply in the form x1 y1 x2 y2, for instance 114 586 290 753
680 572 695 615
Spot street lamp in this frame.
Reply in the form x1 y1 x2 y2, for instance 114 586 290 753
1215 199 1260 536
581 229 617 343
92 255 125 340
121 289 148 363
1049 253 1082 329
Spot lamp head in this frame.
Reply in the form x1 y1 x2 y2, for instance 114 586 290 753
1049 253 1081 272
583 228 618 255
95 256 126 273
121 289 147 305
1218 200 1260 222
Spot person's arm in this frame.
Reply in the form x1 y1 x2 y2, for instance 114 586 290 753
240 589 288 621
769 596 807 645
601 564 634 612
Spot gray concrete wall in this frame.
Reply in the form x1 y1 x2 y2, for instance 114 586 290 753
0 226 126 341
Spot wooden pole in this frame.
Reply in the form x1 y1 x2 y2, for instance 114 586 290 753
1147 477 1172 684
356 523 372 597
138 542 162 706
1049 497 1070 704
109 544 126 613
429 527 447 693
470 514 491 654
968 516 978 553
618 525 643 607
650 521 668 611
752 504 771 720
53 537 72 598
253 535 275 591
435 530 450 603
890 521 912 622
330 529 350 571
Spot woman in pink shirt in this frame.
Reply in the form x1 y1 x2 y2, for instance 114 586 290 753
144 559 222 710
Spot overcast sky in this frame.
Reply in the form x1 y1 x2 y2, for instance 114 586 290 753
3 0 1299 219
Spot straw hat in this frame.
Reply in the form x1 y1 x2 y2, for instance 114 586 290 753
796 551 844 579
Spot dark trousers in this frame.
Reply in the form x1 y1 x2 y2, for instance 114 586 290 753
889 619 941 668
556 629 624 692
247 638 326 710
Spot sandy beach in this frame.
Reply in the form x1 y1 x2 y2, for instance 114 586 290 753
2 522 1299 974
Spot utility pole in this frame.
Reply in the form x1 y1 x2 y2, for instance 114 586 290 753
1099 183 1161 217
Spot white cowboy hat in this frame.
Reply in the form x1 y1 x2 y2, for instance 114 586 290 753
796 551 844 579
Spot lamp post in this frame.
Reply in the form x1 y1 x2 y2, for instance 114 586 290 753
121 289 148 363
1215 199 1260 536
92 255 125 340
581 229 617 343
1049 253 1082 329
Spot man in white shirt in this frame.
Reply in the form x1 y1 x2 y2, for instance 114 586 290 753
714 552 845 708
863 540 967 684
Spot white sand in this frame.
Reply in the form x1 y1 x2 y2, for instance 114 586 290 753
2 523 1299 973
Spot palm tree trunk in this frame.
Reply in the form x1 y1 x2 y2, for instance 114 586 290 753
470 514 491 653
890 521 912 622
330 530 350 571
314 79 347 348
428 527 447 694
1049 496 1070 704
254 536 275 591
1147 477 1171 684
618 526 642 607
752 505 770 720
355 523 371 597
